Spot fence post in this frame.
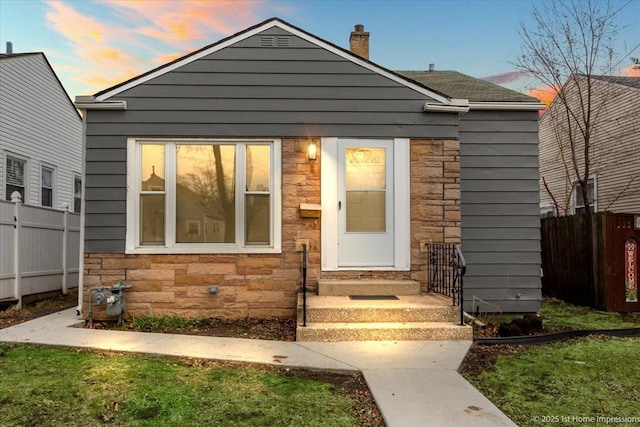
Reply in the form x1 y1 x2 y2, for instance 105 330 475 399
11 192 22 309
62 203 69 295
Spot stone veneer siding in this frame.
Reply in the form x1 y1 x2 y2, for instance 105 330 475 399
83 138 460 319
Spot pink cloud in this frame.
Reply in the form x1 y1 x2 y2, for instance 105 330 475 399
45 1 149 93
108 0 268 46
44 0 286 96
622 65 640 77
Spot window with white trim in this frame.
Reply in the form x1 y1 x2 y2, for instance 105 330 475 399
127 138 281 253
41 166 54 207
5 156 26 201
572 175 597 214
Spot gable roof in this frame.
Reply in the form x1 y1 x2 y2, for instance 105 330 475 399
540 74 640 122
93 18 452 105
1 52 82 120
591 75 640 90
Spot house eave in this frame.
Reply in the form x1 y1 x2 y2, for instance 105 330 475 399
424 99 469 113
75 96 127 110
468 101 545 111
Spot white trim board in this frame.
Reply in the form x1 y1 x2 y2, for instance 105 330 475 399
94 19 451 105
321 137 410 271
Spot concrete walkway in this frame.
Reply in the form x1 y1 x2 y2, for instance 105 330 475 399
0 309 516 427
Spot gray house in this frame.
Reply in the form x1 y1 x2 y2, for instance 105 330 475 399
76 18 542 334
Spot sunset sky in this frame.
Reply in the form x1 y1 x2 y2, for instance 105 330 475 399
1 0 638 104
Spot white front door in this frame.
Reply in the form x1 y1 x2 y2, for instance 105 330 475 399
337 139 394 267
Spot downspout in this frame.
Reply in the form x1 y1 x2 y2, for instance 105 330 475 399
76 109 87 316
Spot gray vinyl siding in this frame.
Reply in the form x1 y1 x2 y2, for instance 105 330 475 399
460 110 541 313
84 26 459 252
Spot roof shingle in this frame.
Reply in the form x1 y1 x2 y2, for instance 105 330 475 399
397 70 537 102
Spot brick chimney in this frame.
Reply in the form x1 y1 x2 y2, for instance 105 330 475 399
349 24 369 60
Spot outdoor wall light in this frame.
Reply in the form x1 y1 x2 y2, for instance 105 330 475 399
308 142 317 161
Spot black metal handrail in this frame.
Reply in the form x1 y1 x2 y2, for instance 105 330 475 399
427 243 466 325
301 243 308 327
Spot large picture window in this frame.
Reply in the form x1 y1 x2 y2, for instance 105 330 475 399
127 138 281 254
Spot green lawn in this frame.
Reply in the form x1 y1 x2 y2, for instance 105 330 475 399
540 298 640 330
463 299 640 426
465 337 640 427
0 344 361 427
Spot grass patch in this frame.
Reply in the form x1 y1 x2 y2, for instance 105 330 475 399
463 336 640 426
0 344 363 427
540 298 640 330
131 315 204 331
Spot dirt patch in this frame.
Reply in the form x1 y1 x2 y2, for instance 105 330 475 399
458 343 525 377
0 290 78 329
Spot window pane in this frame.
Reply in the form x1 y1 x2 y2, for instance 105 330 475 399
141 145 165 190
42 169 52 188
347 191 385 232
6 184 24 201
42 188 52 207
140 194 165 245
6 158 25 186
74 177 82 213
246 145 270 191
245 194 270 244
74 178 82 197
346 148 385 190
576 180 595 207
176 144 236 243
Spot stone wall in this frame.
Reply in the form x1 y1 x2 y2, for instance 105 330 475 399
83 138 460 319
409 139 461 286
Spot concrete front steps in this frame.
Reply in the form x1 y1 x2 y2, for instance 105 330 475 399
296 280 472 342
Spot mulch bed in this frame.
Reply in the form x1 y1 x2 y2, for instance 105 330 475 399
91 317 298 341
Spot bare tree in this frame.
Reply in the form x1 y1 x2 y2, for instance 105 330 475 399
513 0 639 213
514 0 639 305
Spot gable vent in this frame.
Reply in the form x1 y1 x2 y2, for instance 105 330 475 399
261 36 275 47
261 36 291 47
276 36 291 47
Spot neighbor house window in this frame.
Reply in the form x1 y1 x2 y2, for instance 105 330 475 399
127 138 281 254
572 176 596 214
5 156 26 201
73 175 82 213
41 166 54 207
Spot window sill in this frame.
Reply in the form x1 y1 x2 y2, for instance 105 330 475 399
125 244 281 255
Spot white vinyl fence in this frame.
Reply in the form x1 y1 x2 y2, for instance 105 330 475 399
0 197 80 308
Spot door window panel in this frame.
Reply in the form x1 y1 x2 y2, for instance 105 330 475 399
345 147 386 232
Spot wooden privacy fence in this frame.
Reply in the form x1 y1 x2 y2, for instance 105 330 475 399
541 212 640 312
0 198 80 308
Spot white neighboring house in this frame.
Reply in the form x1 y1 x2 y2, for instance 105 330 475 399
0 51 82 211
539 75 640 215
